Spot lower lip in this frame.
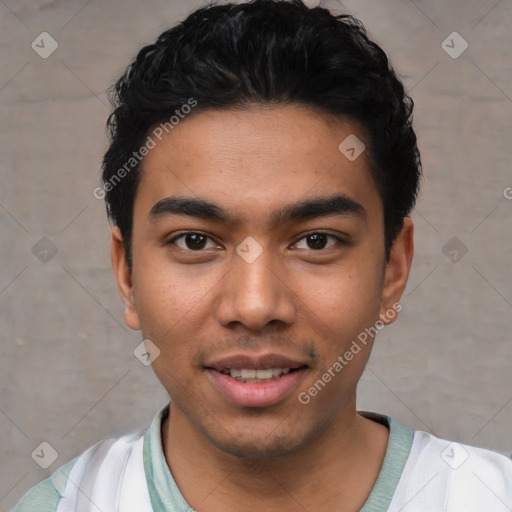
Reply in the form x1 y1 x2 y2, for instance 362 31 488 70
206 369 307 408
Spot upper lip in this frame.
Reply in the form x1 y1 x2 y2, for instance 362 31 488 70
204 353 309 371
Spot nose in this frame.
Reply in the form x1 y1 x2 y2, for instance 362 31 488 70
215 246 296 331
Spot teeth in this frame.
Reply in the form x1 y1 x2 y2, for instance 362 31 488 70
228 368 292 382
255 369 273 379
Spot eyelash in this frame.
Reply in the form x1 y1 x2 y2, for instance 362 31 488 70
166 231 347 252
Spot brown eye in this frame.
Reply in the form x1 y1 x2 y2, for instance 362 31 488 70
183 233 207 250
294 232 342 251
170 232 218 251
306 233 328 250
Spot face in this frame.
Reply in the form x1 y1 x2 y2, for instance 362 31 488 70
112 105 413 460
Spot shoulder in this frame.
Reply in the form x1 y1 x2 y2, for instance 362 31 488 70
413 429 512 488
10 456 79 512
410 427 512 472
10 430 146 512
392 424 512 511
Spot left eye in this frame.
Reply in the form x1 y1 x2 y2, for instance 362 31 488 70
171 233 219 251
293 233 342 251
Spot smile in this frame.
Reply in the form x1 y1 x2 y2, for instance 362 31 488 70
220 368 291 382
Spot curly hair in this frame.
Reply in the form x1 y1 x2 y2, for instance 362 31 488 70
101 0 421 271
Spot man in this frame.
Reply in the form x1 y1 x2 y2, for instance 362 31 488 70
12 0 512 511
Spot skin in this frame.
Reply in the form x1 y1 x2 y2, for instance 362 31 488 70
111 104 414 511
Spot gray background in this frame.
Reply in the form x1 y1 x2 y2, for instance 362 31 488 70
1 0 511 509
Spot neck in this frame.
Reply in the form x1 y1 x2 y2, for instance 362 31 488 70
162 398 389 512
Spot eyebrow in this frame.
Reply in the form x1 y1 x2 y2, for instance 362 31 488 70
148 193 367 227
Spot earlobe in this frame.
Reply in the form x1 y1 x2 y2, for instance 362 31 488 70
380 217 414 325
111 226 141 331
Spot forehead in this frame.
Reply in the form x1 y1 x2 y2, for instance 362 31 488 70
134 105 381 229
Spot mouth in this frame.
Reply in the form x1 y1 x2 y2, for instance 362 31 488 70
204 354 309 407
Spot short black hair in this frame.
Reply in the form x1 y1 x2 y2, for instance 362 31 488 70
101 0 421 271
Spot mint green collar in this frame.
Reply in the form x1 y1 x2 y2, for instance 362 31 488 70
358 411 415 511
143 404 414 511
143 404 193 512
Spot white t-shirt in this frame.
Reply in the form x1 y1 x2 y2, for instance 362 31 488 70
11 404 512 511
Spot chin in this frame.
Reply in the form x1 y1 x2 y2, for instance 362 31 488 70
204 423 318 461
213 437 301 461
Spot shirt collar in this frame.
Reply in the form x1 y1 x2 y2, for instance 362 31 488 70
143 403 415 512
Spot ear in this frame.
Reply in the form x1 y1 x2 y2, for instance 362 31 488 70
379 217 414 325
111 226 141 330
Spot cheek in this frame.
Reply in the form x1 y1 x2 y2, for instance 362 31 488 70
295 257 383 330
131 255 226 380
132 247 215 332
